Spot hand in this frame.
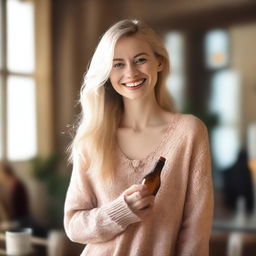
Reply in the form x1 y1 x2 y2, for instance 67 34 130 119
123 184 155 218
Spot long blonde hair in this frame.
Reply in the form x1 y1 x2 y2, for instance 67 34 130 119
71 19 175 181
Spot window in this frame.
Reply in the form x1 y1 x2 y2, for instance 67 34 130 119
165 32 186 112
205 29 229 70
205 29 242 171
0 0 37 161
206 31 242 170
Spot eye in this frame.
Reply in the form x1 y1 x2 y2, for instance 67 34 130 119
113 62 124 69
134 57 147 65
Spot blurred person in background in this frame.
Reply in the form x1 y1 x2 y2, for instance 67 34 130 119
0 161 30 229
64 19 213 256
223 149 254 212
0 189 9 225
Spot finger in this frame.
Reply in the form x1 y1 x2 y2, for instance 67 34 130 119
124 184 146 196
140 186 151 197
125 193 149 211
126 188 152 204
125 192 142 205
132 196 155 210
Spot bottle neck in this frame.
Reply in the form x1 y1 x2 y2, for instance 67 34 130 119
152 160 165 175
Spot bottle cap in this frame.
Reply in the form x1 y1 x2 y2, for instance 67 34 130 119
159 156 166 162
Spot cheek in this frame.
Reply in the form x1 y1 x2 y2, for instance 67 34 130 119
109 71 120 84
147 67 159 86
143 63 158 74
109 78 117 90
146 66 159 79
109 76 121 93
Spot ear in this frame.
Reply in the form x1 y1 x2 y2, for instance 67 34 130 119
156 56 164 72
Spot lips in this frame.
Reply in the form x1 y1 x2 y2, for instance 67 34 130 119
121 78 146 88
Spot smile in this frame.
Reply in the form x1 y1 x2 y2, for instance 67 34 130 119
122 79 146 88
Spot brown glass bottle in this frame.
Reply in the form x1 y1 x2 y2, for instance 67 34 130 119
141 156 166 196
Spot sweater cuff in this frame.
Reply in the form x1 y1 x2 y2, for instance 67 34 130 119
104 195 141 229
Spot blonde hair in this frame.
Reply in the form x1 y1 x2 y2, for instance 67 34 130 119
71 19 175 181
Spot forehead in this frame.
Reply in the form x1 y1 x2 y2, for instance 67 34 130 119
113 35 154 58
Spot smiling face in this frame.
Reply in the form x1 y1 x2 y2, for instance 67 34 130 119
109 35 163 102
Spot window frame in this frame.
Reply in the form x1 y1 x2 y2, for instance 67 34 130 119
0 0 37 161
0 0 7 160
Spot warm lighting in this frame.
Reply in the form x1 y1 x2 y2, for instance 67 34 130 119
205 29 229 69
248 123 256 182
249 159 256 183
213 52 225 64
247 123 256 218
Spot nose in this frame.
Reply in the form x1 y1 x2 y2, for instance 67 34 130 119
125 63 139 78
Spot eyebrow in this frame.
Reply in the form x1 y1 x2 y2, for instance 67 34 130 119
113 52 148 62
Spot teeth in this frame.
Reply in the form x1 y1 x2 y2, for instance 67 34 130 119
125 79 145 87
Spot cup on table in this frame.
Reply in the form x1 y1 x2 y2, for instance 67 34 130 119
5 227 32 255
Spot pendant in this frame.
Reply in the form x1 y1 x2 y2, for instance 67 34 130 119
131 160 141 172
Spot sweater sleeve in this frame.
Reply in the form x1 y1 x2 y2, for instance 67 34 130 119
175 120 214 256
63 156 141 244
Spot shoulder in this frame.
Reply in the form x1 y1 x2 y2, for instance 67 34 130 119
168 113 209 148
173 113 207 134
169 114 211 158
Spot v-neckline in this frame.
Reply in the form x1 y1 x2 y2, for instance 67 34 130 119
117 113 178 163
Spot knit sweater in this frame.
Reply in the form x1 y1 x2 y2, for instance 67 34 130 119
64 113 214 256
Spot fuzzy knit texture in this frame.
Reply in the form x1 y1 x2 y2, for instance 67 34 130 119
64 113 214 256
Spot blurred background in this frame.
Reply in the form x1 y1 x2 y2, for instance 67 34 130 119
0 0 256 255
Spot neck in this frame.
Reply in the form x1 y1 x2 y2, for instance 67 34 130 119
120 96 167 131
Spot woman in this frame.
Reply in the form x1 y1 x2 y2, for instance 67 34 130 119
64 19 213 256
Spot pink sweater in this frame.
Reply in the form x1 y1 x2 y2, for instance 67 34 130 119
64 113 214 256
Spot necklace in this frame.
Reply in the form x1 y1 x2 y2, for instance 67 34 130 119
130 159 144 172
